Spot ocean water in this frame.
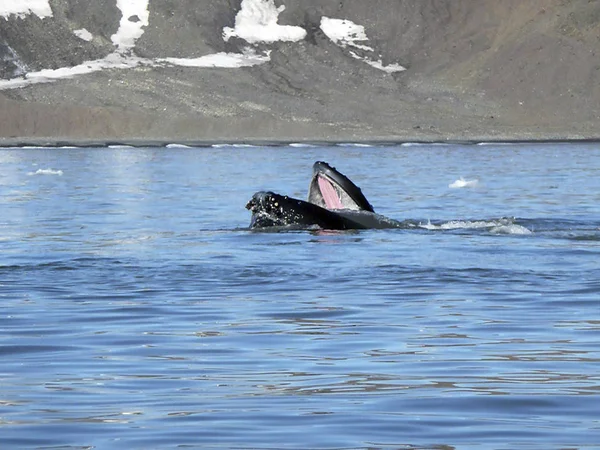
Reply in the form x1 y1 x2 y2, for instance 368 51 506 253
1 143 599 450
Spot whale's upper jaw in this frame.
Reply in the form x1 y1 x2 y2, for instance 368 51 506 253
308 161 375 212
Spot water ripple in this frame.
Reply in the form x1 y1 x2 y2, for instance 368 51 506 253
1 144 599 449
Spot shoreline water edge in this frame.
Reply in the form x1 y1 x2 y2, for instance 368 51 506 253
1 138 600 149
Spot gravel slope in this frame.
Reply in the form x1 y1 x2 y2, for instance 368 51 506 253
1 0 599 142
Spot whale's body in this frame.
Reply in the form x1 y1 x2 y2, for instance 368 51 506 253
246 161 403 230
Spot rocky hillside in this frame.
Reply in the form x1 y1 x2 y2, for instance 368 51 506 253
1 0 599 142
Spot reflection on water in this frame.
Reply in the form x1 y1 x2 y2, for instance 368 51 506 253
0 143 599 449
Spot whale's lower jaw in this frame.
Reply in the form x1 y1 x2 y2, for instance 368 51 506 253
333 210 404 229
246 192 403 230
246 191 367 230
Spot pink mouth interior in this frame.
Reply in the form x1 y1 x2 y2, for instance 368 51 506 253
318 176 343 209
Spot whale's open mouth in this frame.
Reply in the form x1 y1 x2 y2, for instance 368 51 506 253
246 161 401 230
317 175 344 209
308 161 375 212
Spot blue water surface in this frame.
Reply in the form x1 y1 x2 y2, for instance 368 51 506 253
1 143 599 449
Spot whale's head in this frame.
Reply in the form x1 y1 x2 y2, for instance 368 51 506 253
308 161 374 212
246 191 356 230
246 191 296 228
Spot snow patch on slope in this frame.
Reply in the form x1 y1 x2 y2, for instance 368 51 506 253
0 0 290 91
0 0 52 19
74 28 94 42
111 0 150 52
0 1 405 91
321 17 405 73
0 53 147 89
0 49 268 90
320 17 372 51
1 43 29 77
223 0 306 44
160 49 270 68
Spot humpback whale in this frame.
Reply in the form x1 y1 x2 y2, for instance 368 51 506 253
246 161 403 230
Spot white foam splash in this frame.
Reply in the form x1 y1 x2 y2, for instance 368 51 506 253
28 168 63 176
320 17 405 73
400 142 427 147
336 142 374 147
449 177 479 189
74 28 94 42
165 143 191 148
401 142 453 147
476 142 517 146
490 225 532 235
212 143 257 148
223 0 306 44
420 219 532 235
420 220 496 230
289 143 318 148
0 0 52 19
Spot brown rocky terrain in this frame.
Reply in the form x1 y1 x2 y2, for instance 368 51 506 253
1 0 599 143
